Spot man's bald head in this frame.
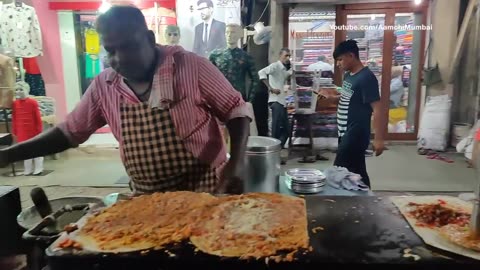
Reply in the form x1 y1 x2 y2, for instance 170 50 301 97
97 5 148 35
97 5 157 83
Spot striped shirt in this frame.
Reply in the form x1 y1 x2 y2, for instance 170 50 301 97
337 80 353 137
58 45 252 168
337 68 379 139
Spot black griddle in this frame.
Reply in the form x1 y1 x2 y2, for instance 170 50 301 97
45 196 480 270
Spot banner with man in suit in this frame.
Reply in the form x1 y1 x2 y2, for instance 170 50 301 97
176 0 241 58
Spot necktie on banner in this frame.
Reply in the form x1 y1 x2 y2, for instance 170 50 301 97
203 23 209 43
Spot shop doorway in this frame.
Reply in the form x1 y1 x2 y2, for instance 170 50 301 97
336 2 428 140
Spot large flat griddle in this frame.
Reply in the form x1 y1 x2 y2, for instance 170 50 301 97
46 196 480 270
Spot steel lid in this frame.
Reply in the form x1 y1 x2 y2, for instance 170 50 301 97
246 136 282 153
286 168 326 183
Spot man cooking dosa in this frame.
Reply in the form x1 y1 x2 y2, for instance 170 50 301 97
0 6 251 194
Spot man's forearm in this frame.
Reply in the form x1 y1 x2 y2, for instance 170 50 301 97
5 127 73 163
373 106 385 141
226 117 250 163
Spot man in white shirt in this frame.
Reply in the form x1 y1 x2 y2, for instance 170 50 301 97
307 55 333 72
258 48 293 149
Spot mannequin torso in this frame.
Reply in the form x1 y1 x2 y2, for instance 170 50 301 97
209 48 258 102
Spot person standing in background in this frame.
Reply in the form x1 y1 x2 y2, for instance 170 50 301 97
193 0 227 57
333 40 385 187
307 55 333 72
258 48 292 155
389 66 404 108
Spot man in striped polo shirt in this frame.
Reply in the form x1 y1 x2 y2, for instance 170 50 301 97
333 40 385 187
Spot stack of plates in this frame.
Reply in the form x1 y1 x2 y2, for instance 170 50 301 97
285 169 326 194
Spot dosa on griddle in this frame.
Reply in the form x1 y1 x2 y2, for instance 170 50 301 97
73 191 217 253
391 195 480 260
190 193 309 259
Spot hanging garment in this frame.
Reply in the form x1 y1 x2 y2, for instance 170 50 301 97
121 102 219 194
12 97 43 142
0 54 15 108
85 29 100 55
24 73 46 96
0 3 42 57
85 53 101 79
23 57 41 75
209 48 258 102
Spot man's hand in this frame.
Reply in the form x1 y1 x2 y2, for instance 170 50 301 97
216 159 244 194
373 139 385 156
270 89 281 95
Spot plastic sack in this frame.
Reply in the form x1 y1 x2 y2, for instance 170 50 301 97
417 95 451 151
456 120 480 160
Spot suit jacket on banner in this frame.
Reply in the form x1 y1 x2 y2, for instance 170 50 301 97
193 19 226 57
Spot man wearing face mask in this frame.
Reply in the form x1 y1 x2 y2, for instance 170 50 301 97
258 48 292 150
0 6 251 194
193 0 226 57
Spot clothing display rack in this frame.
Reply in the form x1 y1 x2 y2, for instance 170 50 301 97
288 71 337 162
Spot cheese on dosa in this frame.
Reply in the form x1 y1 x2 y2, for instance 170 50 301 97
73 191 217 253
190 193 309 259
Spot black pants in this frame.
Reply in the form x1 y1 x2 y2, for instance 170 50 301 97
269 102 290 148
253 84 269 136
334 136 370 187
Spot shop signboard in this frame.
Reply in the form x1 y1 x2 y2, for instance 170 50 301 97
176 0 241 58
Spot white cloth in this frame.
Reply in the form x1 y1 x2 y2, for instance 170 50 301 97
324 166 369 191
0 3 42 57
307 61 333 72
258 61 292 106
23 157 44 175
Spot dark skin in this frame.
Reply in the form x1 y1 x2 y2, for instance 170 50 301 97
0 22 249 194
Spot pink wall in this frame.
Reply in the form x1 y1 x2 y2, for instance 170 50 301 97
28 0 68 121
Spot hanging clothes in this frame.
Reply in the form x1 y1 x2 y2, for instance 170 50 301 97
23 57 41 75
85 53 101 79
23 57 46 96
85 28 100 55
12 97 43 142
24 73 46 96
0 3 42 58
0 53 15 108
